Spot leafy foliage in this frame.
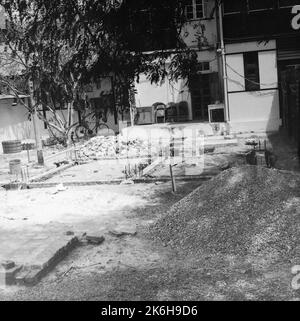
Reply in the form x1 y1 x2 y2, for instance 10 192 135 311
0 0 209 144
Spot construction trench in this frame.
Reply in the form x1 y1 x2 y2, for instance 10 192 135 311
0 131 280 287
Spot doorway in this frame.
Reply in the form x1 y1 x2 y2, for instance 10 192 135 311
189 73 211 121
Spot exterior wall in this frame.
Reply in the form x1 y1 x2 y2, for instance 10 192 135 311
225 40 282 133
0 98 40 149
0 76 127 148
134 74 193 120
227 90 281 132
180 0 217 50
0 98 79 147
223 2 300 42
135 47 218 122
225 40 277 55
134 0 219 122
36 109 80 139
84 77 120 134
0 98 68 148
39 76 129 138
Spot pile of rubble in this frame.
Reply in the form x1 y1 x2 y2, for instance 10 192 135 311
151 166 300 264
76 135 151 160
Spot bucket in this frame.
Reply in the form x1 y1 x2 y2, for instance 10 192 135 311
2 140 22 154
9 159 21 175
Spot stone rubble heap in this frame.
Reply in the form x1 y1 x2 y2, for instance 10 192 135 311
77 135 151 160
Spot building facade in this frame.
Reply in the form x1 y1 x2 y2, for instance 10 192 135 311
135 0 300 134
0 0 299 147
223 0 300 133
134 0 222 124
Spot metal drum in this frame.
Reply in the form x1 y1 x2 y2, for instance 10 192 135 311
9 159 22 175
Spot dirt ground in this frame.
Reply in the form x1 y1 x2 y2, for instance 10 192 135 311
0 144 79 185
0 181 204 300
0 177 299 301
0 132 299 301
267 132 300 172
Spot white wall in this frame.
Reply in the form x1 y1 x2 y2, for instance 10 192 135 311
135 75 169 107
0 98 81 146
226 54 245 92
226 50 278 92
37 109 79 139
134 0 219 123
134 74 193 121
180 0 217 49
258 51 278 90
225 40 281 133
225 40 276 54
0 98 37 147
37 108 121 138
35 76 127 138
82 77 126 134
228 90 281 132
135 48 218 122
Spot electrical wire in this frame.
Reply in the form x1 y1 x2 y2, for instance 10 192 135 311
226 63 279 87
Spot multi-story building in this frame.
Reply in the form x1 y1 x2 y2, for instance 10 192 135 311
0 0 299 145
223 0 300 133
134 0 223 126
135 0 300 135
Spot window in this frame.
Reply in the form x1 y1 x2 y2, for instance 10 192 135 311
243 52 260 91
132 8 152 34
223 0 244 14
128 4 178 51
198 61 210 72
185 0 206 20
278 0 298 8
248 0 274 11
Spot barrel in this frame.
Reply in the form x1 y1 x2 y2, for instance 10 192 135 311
9 159 21 175
2 140 22 154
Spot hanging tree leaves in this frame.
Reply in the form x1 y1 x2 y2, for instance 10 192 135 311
0 0 210 141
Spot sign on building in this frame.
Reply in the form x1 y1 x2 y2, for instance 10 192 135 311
291 5 300 30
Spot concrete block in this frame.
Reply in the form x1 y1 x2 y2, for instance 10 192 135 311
0 265 22 285
109 226 137 237
86 235 105 245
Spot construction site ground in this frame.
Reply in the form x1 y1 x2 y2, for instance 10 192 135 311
0 130 299 300
0 145 79 185
0 176 299 301
0 181 204 300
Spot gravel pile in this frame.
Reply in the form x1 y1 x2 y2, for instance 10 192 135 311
77 135 150 160
152 166 300 262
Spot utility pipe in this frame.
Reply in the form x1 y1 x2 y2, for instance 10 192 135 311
218 1 230 123
28 79 44 166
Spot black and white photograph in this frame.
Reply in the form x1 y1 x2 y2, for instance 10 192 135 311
0 0 299 306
